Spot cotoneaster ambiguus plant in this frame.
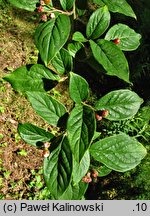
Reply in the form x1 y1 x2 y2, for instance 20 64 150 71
3 0 147 199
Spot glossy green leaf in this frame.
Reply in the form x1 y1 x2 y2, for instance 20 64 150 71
27 92 67 126
92 131 101 141
72 32 87 42
29 64 60 80
35 14 71 65
98 165 112 177
69 72 89 103
73 150 90 184
51 48 73 74
90 133 147 172
92 0 105 6
86 6 110 39
68 42 83 57
90 39 130 83
60 0 74 10
58 180 88 200
18 123 54 147
3 65 59 93
105 24 141 51
8 0 38 11
71 181 88 200
95 89 143 120
67 104 96 162
44 136 73 198
92 0 136 19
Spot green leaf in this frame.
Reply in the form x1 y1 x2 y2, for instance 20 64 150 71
71 181 88 200
67 104 96 162
35 14 71 65
86 6 110 39
51 48 73 74
3 65 59 93
68 42 83 57
44 136 73 199
73 150 90 184
18 123 54 147
58 181 88 200
69 72 89 104
95 89 143 120
92 131 101 141
29 64 60 80
90 39 130 83
8 0 38 11
92 0 105 6
98 165 112 177
72 32 87 42
93 0 136 19
60 0 74 10
27 92 67 126
90 133 147 172
105 24 141 51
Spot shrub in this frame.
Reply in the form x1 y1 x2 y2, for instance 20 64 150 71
3 0 147 199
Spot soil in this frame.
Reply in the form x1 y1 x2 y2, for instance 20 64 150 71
0 0 150 200
0 2 45 199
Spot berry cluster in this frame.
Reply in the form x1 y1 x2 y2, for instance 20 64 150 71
82 169 98 183
43 142 50 157
95 109 109 121
37 0 55 22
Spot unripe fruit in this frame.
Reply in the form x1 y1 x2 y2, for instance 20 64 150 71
91 169 98 178
101 110 109 117
113 38 120 44
86 172 91 178
86 177 92 183
44 142 50 148
44 0 50 5
82 176 92 183
40 0 45 5
50 13 55 19
95 114 102 121
37 5 44 13
41 14 47 22
43 149 50 158
82 172 92 183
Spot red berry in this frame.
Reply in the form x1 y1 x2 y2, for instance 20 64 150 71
101 110 109 117
95 114 102 121
41 14 47 22
86 177 92 183
113 38 120 44
37 5 44 13
82 176 92 183
91 169 98 178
